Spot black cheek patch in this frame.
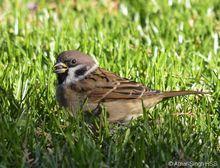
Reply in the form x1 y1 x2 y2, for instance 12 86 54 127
75 66 88 77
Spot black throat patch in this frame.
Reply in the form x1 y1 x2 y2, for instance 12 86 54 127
57 71 68 84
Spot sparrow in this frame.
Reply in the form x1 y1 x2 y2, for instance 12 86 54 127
54 50 206 123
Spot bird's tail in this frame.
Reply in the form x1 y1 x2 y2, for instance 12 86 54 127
161 90 209 99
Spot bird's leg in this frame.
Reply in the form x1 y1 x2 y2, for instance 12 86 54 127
92 103 102 116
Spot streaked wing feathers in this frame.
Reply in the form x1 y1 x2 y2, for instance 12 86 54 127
73 68 156 103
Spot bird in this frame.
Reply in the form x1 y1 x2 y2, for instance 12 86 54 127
54 50 206 123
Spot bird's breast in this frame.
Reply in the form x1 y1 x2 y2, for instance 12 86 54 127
56 84 86 114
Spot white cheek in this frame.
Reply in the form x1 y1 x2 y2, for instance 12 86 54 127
64 63 98 85
64 66 83 85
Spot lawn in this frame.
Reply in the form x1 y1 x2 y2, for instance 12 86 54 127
0 0 219 167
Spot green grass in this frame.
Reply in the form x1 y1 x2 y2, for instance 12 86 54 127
0 0 219 167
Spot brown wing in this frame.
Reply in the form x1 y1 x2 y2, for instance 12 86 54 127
73 68 158 103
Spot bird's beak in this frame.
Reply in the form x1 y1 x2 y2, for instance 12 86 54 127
54 62 68 74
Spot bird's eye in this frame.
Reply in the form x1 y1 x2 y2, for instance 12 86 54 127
71 59 77 64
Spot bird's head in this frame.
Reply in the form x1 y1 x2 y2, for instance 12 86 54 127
54 50 98 85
